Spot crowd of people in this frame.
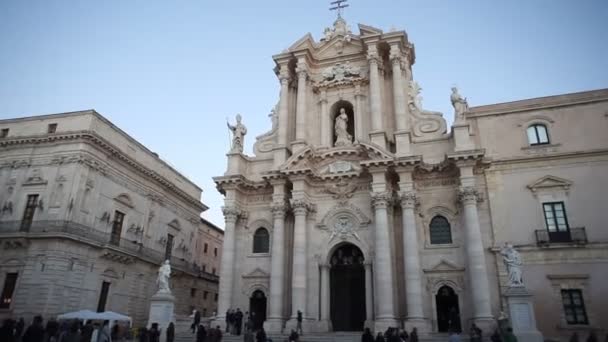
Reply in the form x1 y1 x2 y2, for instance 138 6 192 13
360 326 418 342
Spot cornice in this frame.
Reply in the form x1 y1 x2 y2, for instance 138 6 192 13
0 130 206 212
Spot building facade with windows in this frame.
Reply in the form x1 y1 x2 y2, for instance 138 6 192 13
212 17 608 340
0 110 223 324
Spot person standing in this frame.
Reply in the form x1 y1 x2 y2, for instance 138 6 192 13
196 324 206 342
96 321 111 342
16 318 25 342
255 327 267 342
148 324 160 342
79 322 93 342
192 310 201 334
244 329 254 342
235 309 243 336
361 328 374 342
0 319 16 342
375 332 386 342
59 322 80 342
46 319 60 342
409 328 418 342
22 316 45 342
296 310 303 335
225 310 231 333
470 323 482 342
491 328 502 342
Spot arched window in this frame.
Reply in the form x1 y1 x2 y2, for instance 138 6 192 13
252 228 270 253
430 216 452 245
527 124 549 145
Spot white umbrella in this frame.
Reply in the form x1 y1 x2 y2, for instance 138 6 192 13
57 310 98 321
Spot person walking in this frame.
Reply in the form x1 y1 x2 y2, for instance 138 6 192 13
296 310 303 335
255 327 267 342
46 319 60 342
235 309 243 336
16 318 25 342
196 324 206 342
148 323 160 342
361 328 374 342
375 332 386 342
409 328 418 342
165 323 174 342
192 310 201 334
22 316 45 342
59 321 80 342
137 327 148 342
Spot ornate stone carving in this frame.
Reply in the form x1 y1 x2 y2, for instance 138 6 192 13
321 16 352 42
328 215 361 242
316 202 371 230
458 186 481 205
253 102 279 156
371 191 392 209
321 179 359 204
500 243 524 288
408 81 448 139
399 191 418 209
222 205 242 222
270 202 287 218
23 168 47 186
320 61 363 87
334 108 353 147
290 198 313 215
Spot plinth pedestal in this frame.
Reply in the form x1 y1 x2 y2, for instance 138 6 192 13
505 287 543 342
147 291 175 342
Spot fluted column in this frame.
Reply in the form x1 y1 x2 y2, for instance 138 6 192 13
320 263 330 322
320 90 329 147
293 62 308 151
266 202 287 327
290 198 310 319
371 191 397 327
274 65 291 167
399 192 425 322
216 206 242 320
364 261 374 322
459 186 493 321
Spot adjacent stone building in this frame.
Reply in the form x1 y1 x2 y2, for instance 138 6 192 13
213 16 608 340
0 110 223 325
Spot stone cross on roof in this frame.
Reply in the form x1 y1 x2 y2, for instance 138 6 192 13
329 0 349 18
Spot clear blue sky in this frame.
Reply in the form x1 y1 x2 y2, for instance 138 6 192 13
1 1 607 227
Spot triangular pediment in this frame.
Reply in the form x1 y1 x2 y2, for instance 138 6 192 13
242 268 270 279
527 175 572 193
316 37 364 60
358 23 383 36
424 259 464 273
288 33 316 52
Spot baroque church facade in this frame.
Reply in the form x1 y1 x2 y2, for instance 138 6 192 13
213 17 608 340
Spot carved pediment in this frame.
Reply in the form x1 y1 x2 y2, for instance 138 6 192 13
423 259 465 273
114 193 134 208
358 23 383 36
287 33 316 52
316 38 364 60
527 175 572 193
242 268 270 279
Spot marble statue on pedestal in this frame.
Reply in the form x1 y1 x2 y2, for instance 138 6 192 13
501 243 524 287
334 108 352 147
156 260 172 293
227 114 247 153
451 87 469 120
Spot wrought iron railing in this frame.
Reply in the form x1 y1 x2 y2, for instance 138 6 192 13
0 220 219 282
535 227 587 246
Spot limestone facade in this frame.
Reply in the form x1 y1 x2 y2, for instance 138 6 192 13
213 17 608 340
0 110 223 325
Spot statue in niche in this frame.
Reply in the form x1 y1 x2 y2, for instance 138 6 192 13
227 114 247 153
334 108 352 147
500 243 524 287
156 259 172 294
450 87 469 121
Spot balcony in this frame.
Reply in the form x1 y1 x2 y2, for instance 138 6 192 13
535 227 588 246
0 220 219 283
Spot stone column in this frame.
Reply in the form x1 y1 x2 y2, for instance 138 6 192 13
320 89 330 147
289 198 310 320
364 261 374 324
354 84 364 143
399 191 428 331
292 61 308 151
215 205 241 328
370 191 397 330
390 45 411 156
320 263 331 327
459 186 494 326
367 45 386 149
265 200 287 332
274 65 291 167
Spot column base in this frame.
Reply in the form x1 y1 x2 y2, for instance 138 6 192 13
264 318 285 333
374 317 399 333
403 318 431 333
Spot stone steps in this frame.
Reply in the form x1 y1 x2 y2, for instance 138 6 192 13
175 331 456 342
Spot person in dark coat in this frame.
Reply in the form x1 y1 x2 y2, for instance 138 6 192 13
138 327 149 342
165 322 175 342
46 319 60 342
16 318 26 341
79 322 93 342
0 319 16 342
192 310 201 334
503 328 517 342
409 327 418 342
22 316 45 342
235 309 243 336
256 327 267 342
244 329 254 342
361 328 374 342
491 328 502 342
59 321 80 342
375 332 386 342
149 323 160 342
289 329 299 342
196 324 206 342
587 331 598 342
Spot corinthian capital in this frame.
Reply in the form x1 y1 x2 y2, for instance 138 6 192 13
371 191 392 209
458 186 481 205
271 202 287 218
367 52 380 66
399 191 418 209
290 198 312 216
295 65 308 80
222 205 241 222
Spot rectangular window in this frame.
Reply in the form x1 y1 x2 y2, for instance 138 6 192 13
212 268 216 275
20 194 39 231
204 243 208 254
214 247 218 257
0 273 18 309
0 128 8 138
203 291 209 300
214 293 218 302
165 234 174 260
561 289 588 325
190 288 197 298
47 123 58 133
543 202 569 232
97 281 111 312
110 211 125 246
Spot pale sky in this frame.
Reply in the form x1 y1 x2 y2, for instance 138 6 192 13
1 0 607 228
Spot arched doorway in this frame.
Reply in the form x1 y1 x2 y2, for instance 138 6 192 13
249 290 267 331
330 243 365 331
330 101 355 147
435 285 461 333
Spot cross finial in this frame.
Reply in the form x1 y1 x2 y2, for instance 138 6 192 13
329 0 349 18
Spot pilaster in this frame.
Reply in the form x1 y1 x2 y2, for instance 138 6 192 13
292 59 309 152
274 63 292 168
367 43 387 150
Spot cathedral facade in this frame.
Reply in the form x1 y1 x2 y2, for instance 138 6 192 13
214 17 608 340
